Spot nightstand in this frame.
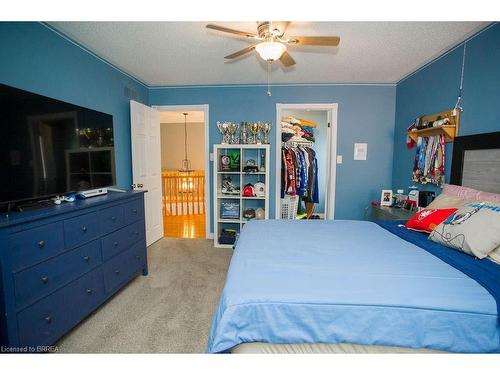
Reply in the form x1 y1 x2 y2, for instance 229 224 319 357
369 205 415 221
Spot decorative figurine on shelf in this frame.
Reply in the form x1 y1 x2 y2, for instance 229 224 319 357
260 152 266 172
217 121 231 144
261 122 271 144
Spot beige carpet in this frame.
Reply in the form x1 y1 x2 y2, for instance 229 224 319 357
56 238 233 353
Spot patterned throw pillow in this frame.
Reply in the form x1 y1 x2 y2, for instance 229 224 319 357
405 208 458 233
429 201 500 259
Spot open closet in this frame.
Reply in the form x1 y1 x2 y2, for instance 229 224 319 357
276 104 338 220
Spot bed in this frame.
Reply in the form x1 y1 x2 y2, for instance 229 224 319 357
207 219 500 353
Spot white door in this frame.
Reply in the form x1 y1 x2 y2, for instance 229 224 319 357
130 100 163 246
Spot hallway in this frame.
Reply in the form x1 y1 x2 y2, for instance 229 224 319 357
163 213 206 239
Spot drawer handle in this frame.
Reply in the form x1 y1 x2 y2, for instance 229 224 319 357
44 316 52 324
83 256 90 263
134 231 139 235
132 209 137 214
41 276 49 284
135 255 141 261
86 288 93 295
38 240 45 248
81 225 87 232
111 216 116 221
114 269 120 275
113 241 119 247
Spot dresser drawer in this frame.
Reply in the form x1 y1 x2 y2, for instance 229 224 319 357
101 220 145 261
10 222 65 272
123 198 144 226
99 204 126 235
14 240 102 309
103 241 145 294
17 267 105 347
64 212 100 248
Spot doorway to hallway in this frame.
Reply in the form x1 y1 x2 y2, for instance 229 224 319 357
159 110 207 239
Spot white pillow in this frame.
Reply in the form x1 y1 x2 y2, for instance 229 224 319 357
429 201 500 259
488 245 500 264
427 193 472 209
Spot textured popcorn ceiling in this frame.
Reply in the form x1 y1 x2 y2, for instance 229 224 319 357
49 21 487 86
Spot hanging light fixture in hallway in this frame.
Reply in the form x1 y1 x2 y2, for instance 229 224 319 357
180 112 193 172
179 112 194 194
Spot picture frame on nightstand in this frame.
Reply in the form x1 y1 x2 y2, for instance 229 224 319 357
380 190 393 206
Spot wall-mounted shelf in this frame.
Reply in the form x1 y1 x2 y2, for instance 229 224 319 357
407 109 460 143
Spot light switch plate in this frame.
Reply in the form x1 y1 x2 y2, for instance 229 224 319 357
336 155 343 164
354 143 368 160
209 153 214 161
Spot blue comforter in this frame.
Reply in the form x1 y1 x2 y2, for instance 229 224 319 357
207 220 500 353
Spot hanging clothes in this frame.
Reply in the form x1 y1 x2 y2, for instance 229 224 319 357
412 135 446 186
281 145 319 204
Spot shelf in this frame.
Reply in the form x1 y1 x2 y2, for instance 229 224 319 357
219 144 270 149
215 243 234 249
407 109 460 143
241 218 261 223
214 143 270 248
408 125 457 142
218 218 241 223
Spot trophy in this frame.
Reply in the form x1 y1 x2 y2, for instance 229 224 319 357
227 122 239 144
249 122 261 144
217 121 231 144
261 122 272 144
240 122 248 144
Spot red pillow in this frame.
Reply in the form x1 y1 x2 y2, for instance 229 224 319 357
405 208 458 233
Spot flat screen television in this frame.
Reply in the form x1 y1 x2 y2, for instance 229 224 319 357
0 83 116 207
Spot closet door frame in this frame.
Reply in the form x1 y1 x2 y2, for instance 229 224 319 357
275 103 338 220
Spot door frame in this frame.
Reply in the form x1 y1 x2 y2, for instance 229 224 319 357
275 103 338 220
152 104 211 239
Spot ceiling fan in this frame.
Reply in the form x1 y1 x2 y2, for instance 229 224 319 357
206 21 340 67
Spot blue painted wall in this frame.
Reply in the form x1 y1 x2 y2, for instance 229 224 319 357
150 84 396 230
0 22 397 232
392 23 500 194
0 22 149 189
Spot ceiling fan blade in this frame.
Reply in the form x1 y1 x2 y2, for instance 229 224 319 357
206 24 258 39
279 51 296 67
289 36 340 46
224 45 256 59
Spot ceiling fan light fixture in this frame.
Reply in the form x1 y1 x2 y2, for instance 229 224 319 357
255 41 286 61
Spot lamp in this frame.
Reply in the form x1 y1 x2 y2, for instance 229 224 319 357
255 41 286 61
179 112 193 172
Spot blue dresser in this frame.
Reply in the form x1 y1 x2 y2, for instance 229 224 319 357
0 191 148 350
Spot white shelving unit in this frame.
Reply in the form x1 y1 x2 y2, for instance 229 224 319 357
213 144 270 248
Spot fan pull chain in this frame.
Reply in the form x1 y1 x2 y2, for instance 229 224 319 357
454 42 466 112
267 61 272 96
